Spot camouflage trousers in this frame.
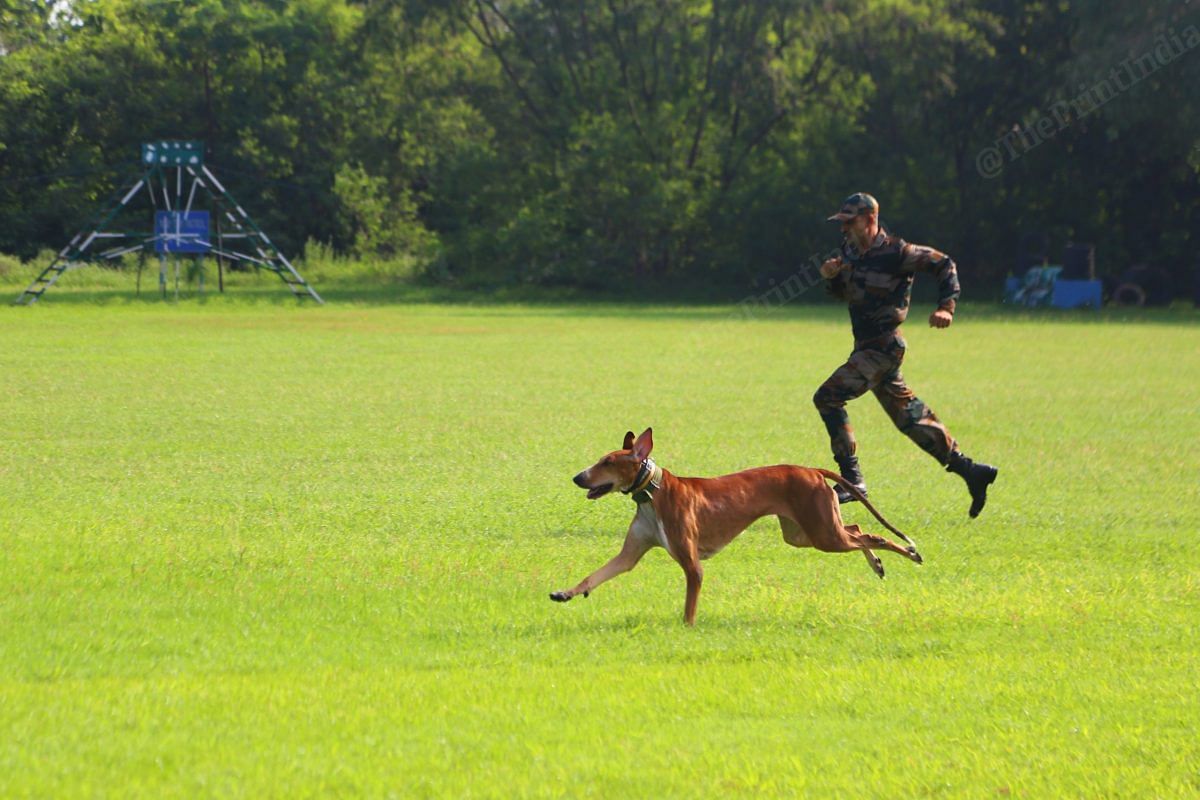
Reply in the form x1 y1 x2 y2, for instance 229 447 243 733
812 332 956 466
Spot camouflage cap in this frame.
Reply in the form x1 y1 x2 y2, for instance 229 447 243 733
827 192 879 222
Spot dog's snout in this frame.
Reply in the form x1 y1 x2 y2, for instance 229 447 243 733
573 471 589 487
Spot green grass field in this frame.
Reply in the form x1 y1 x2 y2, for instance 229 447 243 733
1 285 1198 797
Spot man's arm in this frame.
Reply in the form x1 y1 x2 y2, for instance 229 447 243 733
821 255 850 299
901 243 960 324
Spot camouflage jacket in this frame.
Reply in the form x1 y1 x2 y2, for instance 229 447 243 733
826 231 961 341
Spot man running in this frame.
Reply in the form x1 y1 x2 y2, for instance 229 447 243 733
815 192 998 517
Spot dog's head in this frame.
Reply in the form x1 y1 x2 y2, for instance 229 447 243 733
573 428 654 500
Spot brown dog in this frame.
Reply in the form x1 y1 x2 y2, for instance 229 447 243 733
552 428 922 625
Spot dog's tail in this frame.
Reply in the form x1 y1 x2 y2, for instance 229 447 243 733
816 469 917 548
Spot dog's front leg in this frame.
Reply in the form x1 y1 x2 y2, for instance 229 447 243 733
679 540 703 626
550 529 652 603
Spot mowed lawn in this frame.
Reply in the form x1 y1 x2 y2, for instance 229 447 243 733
1 292 1197 797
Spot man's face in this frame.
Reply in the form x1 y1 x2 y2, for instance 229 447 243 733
840 213 872 238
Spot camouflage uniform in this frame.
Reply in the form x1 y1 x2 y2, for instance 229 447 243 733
814 228 961 467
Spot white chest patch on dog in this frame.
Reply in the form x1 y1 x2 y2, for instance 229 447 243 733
632 503 673 558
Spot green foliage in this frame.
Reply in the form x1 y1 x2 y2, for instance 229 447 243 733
298 237 424 285
0 0 1196 290
333 163 440 261
0 250 20 279
443 0 861 284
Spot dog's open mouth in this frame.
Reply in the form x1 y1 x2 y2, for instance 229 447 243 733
586 483 614 500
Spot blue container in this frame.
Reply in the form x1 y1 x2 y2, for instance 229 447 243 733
1051 279 1102 309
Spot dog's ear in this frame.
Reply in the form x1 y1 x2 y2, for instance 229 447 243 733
632 427 653 460
623 431 636 450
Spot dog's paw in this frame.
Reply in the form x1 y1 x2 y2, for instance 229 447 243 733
908 546 924 565
549 591 572 602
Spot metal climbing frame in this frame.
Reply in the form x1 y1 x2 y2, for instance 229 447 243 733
14 141 323 305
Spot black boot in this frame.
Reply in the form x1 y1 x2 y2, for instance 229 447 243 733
834 457 868 505
946 451 998 518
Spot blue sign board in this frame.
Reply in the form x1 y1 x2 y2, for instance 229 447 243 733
155 211 211 254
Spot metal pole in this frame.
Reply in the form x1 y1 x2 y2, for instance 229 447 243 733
216 202 225 293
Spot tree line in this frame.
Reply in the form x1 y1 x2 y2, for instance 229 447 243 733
1 0 1197 296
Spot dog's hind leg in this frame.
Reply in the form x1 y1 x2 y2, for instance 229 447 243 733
861 546 886 578
782 514 885 576
845 523 923 566
778 515 812 548
793 493 922 568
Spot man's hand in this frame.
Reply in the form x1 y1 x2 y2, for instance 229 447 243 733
929 308 953 328
819 257 846 279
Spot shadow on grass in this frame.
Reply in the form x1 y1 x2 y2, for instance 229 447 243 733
2 282 772 322
542 527 622 541
503 608 844 642
4 277 1198 326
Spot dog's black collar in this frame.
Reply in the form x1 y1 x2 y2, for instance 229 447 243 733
621 457 662 504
